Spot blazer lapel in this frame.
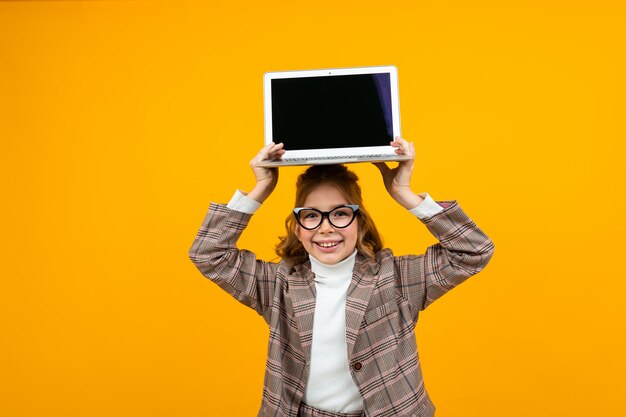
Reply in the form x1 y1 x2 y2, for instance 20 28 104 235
345 254 380 358
287 262 317 364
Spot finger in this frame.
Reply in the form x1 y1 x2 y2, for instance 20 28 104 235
390 142 405 156
396 137 411 154
252 142 283 164
269 150 286 160
267 143 285 158
256 142 275 159
397 142 414 160
394 136 408 146
263 141 277 152
269 142 284 152
391 137 411 155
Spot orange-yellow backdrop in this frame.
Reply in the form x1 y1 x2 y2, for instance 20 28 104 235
1 1 625 416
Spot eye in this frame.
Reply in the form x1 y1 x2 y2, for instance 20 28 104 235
301 210 320 219
332 208 351 217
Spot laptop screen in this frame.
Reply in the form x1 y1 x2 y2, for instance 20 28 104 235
271 73 393 150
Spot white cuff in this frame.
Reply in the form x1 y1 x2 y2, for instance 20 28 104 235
226 190 262 214
408 193 444 219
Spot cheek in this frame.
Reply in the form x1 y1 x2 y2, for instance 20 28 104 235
346 224 359 245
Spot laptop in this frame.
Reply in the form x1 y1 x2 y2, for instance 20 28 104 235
255 65 410 167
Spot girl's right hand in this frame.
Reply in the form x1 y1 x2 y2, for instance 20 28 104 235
247 142 285 203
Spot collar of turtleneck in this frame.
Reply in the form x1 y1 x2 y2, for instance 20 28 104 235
309 250 357 288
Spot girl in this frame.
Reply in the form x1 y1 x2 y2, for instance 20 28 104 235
189 138 494 417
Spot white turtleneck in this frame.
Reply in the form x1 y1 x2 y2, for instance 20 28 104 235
302 250 364 412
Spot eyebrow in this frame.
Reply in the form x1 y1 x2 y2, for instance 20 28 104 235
302 204 350 210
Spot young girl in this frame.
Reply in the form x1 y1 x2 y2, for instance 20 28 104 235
189 138 494 417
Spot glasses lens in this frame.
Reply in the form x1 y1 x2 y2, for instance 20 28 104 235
297 209 323 229
328 206 356 228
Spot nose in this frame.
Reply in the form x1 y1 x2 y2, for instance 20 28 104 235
318 216 335 232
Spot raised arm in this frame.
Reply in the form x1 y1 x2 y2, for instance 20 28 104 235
188 142 285 320
396 202 495 316
374 137 494 314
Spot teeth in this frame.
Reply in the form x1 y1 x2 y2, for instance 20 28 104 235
318 242 339 248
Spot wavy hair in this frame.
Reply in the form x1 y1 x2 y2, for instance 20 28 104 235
275 164 383 263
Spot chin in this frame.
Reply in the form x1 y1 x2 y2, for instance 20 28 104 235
315 252 348 265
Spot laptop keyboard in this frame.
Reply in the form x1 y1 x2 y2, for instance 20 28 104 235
281 154 390 162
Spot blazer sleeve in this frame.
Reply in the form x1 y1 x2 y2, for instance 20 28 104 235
395 200 495 315
188 203 278 318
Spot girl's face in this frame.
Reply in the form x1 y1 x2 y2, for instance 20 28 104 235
295 183 358 265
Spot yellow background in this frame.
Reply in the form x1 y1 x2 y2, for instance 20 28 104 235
1 1 625 416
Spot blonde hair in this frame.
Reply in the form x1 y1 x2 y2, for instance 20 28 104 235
275 164 383 263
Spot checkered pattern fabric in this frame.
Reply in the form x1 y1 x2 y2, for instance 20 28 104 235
189 201 494 417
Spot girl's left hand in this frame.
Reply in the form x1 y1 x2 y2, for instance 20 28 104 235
374 137 424 209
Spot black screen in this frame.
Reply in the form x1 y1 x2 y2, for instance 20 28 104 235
271 73 393 150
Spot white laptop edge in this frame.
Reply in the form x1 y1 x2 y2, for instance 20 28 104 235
262 66 402 162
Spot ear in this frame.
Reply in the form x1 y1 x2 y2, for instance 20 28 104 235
294 225 302 242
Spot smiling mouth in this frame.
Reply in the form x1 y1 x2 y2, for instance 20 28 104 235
316 241 340 248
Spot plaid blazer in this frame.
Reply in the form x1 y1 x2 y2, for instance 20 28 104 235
189 201 494 417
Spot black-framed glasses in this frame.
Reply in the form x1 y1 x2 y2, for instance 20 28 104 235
293 205 359 230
